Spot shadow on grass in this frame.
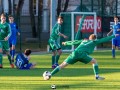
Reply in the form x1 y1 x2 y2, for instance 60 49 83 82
0 68 120 77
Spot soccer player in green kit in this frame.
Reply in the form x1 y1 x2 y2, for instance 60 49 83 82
0 13 14 68
48 16 68 69
44 34 119 80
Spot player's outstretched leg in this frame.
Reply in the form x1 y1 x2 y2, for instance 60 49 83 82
93 63 105 80
43 62 68 80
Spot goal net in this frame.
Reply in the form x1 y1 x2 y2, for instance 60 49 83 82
48 12 102 52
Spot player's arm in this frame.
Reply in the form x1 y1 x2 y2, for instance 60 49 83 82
95 35 119 44
107 30 113 36
4 24 12 41
59 32 68 39
16 24 20 35
62 40 83 46
56 24 68 39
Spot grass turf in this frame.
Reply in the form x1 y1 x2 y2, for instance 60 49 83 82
0 50 120 90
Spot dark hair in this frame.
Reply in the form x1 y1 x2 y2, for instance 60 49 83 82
24 49 31 56
8 15 13 18
0 13 6 18
114 16 119 19
58 16 63 20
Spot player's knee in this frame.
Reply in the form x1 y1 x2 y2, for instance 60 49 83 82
52 51 56 56
58 50 62 55
59 62 68 69
91 59 97 64
112 45 115 49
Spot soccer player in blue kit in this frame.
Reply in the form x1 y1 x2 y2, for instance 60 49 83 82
107 16 120 58
15 49 36 69
8 15 20 62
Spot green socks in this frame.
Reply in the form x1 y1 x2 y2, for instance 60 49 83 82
52 56 56 65
51 66 60 76
56 55 60 64
52 55 60 65
0 53 3 65
93 64 99 76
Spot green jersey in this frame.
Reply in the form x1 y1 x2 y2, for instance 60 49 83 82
0 22 11 40
65 35 115 54
50 23 61 40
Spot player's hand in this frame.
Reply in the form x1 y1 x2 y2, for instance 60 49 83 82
115 34 120 37
18 32 20 36
107 33 109 36
117 29 120 31
4 37 9 41
62 42 66 45
63 35 68 39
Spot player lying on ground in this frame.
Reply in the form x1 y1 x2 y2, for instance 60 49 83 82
43 34 119 80
15 49 36 69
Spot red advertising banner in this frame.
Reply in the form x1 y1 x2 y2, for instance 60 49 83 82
75 16 102 33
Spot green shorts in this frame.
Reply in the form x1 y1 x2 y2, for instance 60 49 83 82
64 51 92 64
48 39 61 51
0 41 10 51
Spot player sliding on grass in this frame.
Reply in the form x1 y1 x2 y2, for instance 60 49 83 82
0 13 14 68
15 49 36 69
8 15 20 62
48 16 68 69
43 34 119 80
107 16 120 58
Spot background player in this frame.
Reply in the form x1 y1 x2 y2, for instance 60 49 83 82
44 34 119 80
0 13 14 68
107 16 120 58
48 16 68 69
8 15 20 62
15 49 36 69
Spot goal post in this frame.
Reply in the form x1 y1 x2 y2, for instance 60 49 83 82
48 12 101 52
59 12 99 52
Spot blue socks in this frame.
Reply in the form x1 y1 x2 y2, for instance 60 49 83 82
112 49 115 58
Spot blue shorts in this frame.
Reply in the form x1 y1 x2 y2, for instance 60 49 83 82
9 38 17 47
112 38 120 47
20 63 33 70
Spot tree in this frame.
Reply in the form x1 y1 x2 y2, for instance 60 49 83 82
57 0 61 16
8 0 12 14
29 0 37 38
57 0 69 16
38 0 43 47
15 0 25 26
63 0 69 12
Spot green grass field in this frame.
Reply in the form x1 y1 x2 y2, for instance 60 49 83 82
0 50 120 90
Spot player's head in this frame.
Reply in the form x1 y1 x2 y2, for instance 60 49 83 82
57 16 63 24
114 16 119 23
24 49 31 56
0 13 6 23
8 15 14 23
89 34 96 40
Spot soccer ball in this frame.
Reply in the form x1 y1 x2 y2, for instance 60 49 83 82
43 71 51 80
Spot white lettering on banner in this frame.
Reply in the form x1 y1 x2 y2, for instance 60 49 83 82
76 16 102 32
77 18 101 30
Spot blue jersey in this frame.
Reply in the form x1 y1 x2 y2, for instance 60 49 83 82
112 23 120 39
9 23 19 40
112 23 120 46
15 53 29 69
9 23 19 46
